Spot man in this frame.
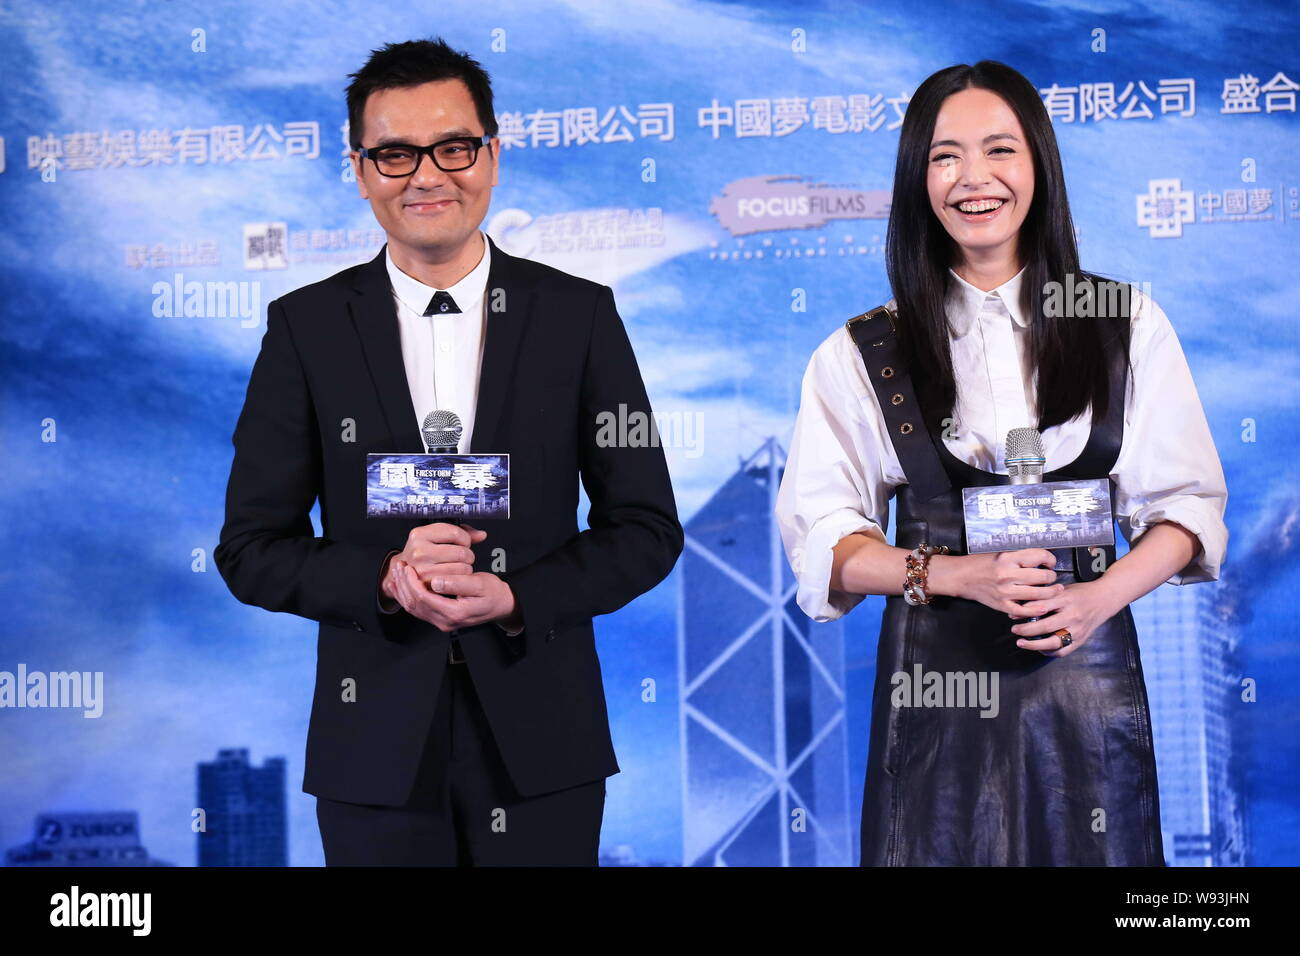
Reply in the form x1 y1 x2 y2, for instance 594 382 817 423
214 38 682 866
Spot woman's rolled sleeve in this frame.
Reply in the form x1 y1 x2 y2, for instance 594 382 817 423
1121 495 1227 585
1112 290 1229 586
795 509 883 622
777 329 896 623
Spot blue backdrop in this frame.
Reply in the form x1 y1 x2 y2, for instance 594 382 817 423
1 0 1296 866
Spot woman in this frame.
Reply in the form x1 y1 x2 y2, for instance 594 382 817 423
775 60 1228 866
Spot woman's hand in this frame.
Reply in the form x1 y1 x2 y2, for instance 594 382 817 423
1007 578 1122 658
934 548 1063 614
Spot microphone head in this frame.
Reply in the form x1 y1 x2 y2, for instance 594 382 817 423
421 409 463 452
1005 427 1045 464
1005 427 1045 481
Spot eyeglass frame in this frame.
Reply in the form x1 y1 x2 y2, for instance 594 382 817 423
356 135 496 177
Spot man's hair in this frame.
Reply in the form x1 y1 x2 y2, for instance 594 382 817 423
345 38 498 151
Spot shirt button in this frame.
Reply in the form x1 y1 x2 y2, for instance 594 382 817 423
439 342 450 352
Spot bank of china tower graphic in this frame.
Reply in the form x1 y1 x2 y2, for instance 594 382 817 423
679 438 852 866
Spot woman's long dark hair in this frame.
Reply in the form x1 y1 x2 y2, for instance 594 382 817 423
886 60 1131 434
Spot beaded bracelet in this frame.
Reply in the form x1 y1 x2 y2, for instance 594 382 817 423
903 543 950 606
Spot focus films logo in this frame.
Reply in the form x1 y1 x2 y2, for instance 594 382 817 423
708 175 890 236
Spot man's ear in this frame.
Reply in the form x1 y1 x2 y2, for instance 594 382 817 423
489 141 500 188
351 152 369 199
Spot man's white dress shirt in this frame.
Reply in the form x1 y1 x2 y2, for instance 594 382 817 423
376 232 522 636
386 234 491 453
775 266 1230 623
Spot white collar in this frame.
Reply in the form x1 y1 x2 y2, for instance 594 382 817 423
945 264 1029 337
384 232 491 316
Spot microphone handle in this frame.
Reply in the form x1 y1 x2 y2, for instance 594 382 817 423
421 442 465 596
1017 550 1057 625
1018 546 1064 627
1006 438 1048 634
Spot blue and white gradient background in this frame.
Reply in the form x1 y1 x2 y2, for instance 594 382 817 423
1 0 1297 865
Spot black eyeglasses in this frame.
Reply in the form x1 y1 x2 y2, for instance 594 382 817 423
357 135 495 177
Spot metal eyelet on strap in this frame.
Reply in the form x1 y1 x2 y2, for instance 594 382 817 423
891 393 904 405
899 422 913 435
872 339 886 348
881 366 895 378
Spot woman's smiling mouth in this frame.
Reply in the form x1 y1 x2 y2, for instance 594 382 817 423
951 197 1008 220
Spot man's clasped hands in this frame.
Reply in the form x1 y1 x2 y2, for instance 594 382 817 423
380 522 522 632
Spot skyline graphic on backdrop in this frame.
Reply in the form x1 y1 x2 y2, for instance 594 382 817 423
4 445 1254 867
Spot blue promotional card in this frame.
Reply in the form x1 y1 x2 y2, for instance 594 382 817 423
366 454 510 519
961 478 1114 561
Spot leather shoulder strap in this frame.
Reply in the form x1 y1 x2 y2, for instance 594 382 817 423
845 306 953 502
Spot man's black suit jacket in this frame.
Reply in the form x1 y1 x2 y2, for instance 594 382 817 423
214 235 683 805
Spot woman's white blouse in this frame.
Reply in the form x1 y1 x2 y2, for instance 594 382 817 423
775 266 1230 624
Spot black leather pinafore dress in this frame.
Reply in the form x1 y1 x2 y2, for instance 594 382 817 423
847 306 1164 867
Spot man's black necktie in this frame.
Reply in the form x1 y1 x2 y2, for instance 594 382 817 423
424 291 462 315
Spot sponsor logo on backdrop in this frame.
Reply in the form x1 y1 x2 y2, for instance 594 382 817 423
495 103 675 149
487 207 666 258
1135 178 1295 237
242 222 288 270
26 121 320 172
6 812 161 869
1136 180 1197 238
124 241 221 269
709 175 890 237
706 233 885 262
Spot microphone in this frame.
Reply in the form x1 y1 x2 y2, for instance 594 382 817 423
1005 427 1045 484
421 409 463 453
1004 427 1050 629
420 409 466 601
